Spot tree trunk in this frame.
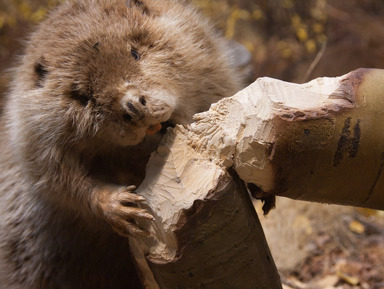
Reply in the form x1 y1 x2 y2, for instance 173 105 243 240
130 68 384 288
231 68 384 209
130 131 282 288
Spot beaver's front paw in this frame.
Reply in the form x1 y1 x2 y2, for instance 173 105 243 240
99 185 154 237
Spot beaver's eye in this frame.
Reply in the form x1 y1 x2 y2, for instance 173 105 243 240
131 49 140 61
70 89 92 106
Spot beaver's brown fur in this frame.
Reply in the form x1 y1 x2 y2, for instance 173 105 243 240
0 0 244 288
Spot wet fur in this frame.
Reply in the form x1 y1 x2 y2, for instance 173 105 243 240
0 0 243 288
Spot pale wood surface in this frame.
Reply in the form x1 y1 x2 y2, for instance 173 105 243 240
129 68 384 288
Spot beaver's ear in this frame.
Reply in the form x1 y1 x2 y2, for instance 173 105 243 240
222 40 252 69
222 39 254 84
126 0 150 15
34 58 48 88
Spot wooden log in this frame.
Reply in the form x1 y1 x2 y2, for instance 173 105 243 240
129 68 384 288
166 68 383 210
230 68 384 209
130 131 281 288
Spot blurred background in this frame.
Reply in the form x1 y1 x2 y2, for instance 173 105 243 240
193 0 384 82
1 0 384 288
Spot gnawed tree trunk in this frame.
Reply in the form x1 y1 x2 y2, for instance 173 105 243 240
130 134 282 288
130 68 384 288
232 68 384 209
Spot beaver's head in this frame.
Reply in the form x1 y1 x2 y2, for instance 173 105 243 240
15 0 243 148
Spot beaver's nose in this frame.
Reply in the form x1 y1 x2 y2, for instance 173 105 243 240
122 94 147 123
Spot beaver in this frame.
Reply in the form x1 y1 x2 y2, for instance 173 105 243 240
0 0 246 288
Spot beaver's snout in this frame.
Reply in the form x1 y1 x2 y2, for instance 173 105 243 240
120 89 174 128
121 93 147 124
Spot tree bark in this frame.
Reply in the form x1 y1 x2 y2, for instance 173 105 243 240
130 68 384 288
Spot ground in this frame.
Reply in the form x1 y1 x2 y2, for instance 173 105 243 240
0 0 383 288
